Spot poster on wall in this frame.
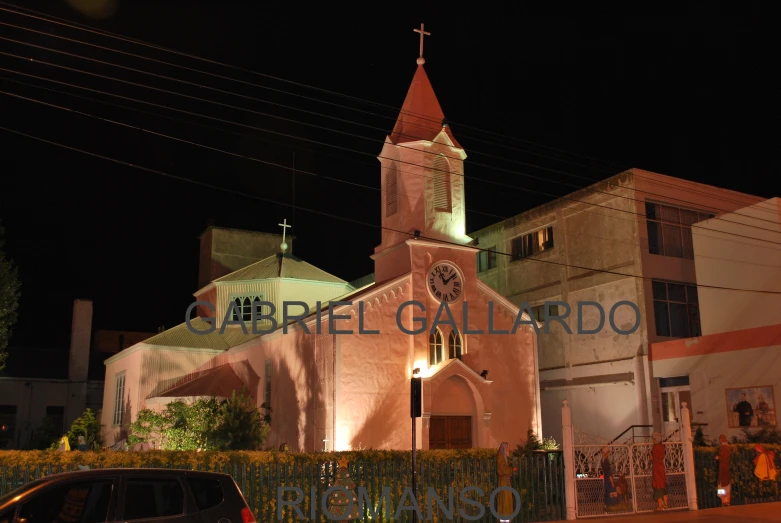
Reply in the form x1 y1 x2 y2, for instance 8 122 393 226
726 386 776 428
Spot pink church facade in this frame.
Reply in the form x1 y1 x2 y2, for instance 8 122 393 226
101 56 542 452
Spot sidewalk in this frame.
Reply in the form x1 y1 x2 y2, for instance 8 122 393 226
579 502 781 522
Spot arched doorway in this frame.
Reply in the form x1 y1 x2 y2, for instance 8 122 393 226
429 375 475 449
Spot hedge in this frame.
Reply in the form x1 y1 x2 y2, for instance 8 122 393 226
0 449 565 523
694 444 781 509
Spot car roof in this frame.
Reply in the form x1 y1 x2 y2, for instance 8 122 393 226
46 468 232 479
0 468 235 510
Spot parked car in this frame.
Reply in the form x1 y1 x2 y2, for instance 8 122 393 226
0 468 256 523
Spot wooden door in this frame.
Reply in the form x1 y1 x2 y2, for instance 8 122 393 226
429 416 472 449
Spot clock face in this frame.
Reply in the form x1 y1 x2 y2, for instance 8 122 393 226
427 262 463 302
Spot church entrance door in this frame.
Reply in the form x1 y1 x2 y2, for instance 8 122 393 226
429 416 472 449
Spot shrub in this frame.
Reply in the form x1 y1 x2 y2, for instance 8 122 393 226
211 388 271 450
65 408 102 450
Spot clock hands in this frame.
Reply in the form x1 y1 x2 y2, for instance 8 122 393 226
442 273 458 285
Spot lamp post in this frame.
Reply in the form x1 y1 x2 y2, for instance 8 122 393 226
411 369 421 523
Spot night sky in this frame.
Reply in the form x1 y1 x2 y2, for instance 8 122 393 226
1 1 777 353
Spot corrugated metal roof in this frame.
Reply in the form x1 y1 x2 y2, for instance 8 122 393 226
141 317 260 350
213 252 347 284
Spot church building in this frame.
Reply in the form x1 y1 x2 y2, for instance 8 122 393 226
100 40 542 452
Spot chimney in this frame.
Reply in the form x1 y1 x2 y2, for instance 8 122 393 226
69 299 93 382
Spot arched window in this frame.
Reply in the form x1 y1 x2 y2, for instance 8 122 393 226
429 329 444 366
449 330 463 360
432 154 452 212
386 161 398 217
230 293 266 322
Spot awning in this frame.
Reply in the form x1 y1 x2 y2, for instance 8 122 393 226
152 363 255 401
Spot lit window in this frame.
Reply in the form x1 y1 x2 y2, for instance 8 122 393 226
229 293 266 322
429 329 444 366
511 227 554 260
432 155 452 212
448 331 463 360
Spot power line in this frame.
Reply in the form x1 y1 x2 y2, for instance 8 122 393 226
2 1 777 224
3 62 779 247
1 27 777 223
0 1 626 172
1 33 776 228
10 82 779 259
2 123 781 296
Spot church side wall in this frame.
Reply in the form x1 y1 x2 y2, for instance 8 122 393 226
100 346 222 447
205 330 336 452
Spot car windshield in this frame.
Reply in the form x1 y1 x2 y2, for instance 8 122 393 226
0 478 49 504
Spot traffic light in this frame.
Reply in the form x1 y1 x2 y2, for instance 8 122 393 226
411 377 421 418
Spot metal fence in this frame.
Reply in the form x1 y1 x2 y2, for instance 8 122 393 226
573 442 688 517
0 452 565 522
694 447 781 509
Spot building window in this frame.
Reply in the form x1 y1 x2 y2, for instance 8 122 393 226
429 329 444 366
386 162 398 217
264 360 272 406
0 405 16 446
46 406 65 434
646 202 715 259
432 154 452 212
477 247 497 272
448 331 463 360
113 372 125 426
230 293 266 322
530 304 560 322
511 226 554 260
653 280 701 338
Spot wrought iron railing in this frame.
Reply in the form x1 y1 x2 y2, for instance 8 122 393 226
0 452 565 522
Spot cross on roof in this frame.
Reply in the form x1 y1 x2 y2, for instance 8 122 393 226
414 23 430 63
278 219 291 252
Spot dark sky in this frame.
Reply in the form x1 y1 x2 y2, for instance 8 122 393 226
0 0 777 351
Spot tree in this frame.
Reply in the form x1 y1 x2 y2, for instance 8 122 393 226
0 221 21 371
211 387 271 450
65 408 102 450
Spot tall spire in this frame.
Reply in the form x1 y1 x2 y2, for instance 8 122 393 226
389 24 461 149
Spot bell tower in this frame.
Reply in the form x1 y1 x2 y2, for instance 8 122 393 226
372 25 471 283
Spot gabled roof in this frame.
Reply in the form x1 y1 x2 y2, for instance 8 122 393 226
213 252 347 284
140 317 260 350
390 64 462 149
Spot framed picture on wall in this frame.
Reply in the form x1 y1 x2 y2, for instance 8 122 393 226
726 386 776 428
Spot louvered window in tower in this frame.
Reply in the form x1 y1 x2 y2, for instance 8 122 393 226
432 155 452 212
386 162 398 217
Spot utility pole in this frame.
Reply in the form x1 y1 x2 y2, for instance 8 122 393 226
411 375 421 523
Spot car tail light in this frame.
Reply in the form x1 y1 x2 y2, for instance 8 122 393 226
241 507 256 523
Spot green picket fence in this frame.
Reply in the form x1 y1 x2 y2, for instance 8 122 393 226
694 446 781 509
0 451 564 522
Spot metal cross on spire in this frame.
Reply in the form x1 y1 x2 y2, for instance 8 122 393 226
413 23 430 65
278 218 291 253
